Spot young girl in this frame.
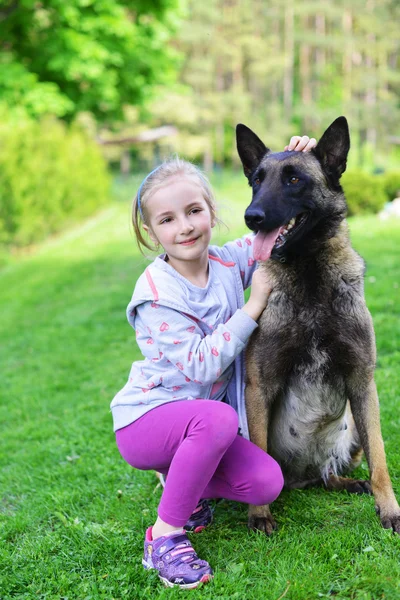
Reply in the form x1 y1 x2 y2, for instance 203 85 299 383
111 135 317 589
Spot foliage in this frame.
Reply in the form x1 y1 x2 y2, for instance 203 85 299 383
138 0 400 169
342 170 387 217
1 195 400 597
2 1 399 173
0 0 182 121
382 171 400 201
0 111 111 247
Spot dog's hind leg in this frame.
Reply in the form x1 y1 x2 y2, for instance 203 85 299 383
348 444 364 470
325 440 372 494
287 473 371 494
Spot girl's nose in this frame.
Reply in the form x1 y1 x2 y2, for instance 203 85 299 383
180 218 194 233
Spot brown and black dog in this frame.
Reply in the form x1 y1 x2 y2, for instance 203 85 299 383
236 117 400 535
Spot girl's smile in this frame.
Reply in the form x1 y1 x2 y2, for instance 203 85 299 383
179 237 198 246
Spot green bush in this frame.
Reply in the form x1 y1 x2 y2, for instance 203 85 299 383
0 112 110 248
341 170 386 216
382 171 400 201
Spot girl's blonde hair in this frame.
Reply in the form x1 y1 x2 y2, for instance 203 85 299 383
132 157 218 255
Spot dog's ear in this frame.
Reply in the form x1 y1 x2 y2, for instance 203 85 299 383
313 116 350 180
236 124 270 181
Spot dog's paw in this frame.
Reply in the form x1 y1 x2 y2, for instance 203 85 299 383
345 479 372 495
326 475 372 495
248 514 277 535
377 508 400 534
248 504 277 536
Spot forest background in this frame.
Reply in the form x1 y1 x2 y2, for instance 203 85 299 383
0 0 400 251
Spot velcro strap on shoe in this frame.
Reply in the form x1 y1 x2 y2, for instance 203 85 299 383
155 534 189 556
170 546 195 558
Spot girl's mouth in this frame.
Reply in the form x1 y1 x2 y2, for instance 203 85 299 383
179 237 198 246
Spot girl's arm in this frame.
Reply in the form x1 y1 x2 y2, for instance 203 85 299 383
135 269 271 385
219 233 257 290
135 302 257 385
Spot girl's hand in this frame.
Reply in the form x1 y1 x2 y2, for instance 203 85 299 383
242 269 273 321
285 135 317 152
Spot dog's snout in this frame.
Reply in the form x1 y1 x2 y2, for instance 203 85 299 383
245 209 265 229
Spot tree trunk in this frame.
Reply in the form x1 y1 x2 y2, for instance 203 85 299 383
283 0 294 120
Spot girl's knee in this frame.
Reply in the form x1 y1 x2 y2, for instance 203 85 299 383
250 457 284 505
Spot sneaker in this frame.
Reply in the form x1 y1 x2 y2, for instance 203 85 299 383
184 499 213 533
142 527 213 589
155 473 213 533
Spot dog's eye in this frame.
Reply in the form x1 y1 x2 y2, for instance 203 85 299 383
254 178 260 186
289 176 299 184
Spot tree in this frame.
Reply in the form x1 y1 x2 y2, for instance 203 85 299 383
0 0 182 121
145 0 400 169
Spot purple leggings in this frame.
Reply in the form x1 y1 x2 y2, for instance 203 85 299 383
116 400 284 527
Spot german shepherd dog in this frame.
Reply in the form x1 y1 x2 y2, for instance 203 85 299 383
236 117 400 535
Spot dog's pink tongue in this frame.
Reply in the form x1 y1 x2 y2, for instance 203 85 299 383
253 229 282 261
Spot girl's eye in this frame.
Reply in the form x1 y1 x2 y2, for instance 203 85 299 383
190 208 202 214
289 176 299 184
160 217 172 224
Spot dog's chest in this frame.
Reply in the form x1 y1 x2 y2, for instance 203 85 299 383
257 279 365 377
268 376 354 483
259 289 358 482
258 293 341 373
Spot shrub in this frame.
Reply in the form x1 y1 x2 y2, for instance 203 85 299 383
0 112 110 248
341 170 386 216
382 171 400 202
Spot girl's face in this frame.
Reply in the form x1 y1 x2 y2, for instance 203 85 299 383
143 177 215 271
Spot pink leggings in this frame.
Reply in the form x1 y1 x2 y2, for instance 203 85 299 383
116 400 284 527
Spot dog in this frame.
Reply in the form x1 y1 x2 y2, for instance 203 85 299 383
236 117 400 535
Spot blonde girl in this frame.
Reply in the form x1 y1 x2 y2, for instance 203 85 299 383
111 136 316 589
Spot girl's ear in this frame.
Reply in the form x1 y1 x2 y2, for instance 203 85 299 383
143 224 159 245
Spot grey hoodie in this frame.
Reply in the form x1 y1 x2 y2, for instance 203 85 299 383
110 233 259 438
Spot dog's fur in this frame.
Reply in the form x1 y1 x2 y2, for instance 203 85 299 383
236 117 400 535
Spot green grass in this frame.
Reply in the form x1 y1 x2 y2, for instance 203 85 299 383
1 176 400 599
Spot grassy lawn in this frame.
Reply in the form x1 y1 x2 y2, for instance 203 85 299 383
1 173 400 599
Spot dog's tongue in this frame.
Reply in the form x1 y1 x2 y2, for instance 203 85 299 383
253 228 282 261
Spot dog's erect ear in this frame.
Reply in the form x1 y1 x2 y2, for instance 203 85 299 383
313 116 350 180
236 124 270 181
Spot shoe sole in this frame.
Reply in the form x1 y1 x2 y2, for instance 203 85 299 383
159 573 213 589
143 559 213 589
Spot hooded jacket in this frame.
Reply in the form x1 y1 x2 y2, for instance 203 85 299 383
111 233 258 438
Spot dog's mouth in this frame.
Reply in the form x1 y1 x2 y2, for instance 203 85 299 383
253 212 309 261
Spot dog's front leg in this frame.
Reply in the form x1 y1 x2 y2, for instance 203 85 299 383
245 357 280 535
347 374 400 533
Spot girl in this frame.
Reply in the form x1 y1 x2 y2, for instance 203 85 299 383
111 135 317 589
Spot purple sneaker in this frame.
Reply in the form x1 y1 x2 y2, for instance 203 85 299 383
184 500 213 533
142 527 213 589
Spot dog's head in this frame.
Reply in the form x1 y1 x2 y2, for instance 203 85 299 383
236 117 350 262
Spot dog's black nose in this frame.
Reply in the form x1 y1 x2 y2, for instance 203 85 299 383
245 209 265 229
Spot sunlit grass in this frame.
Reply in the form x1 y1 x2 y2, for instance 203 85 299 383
1 175 400 599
